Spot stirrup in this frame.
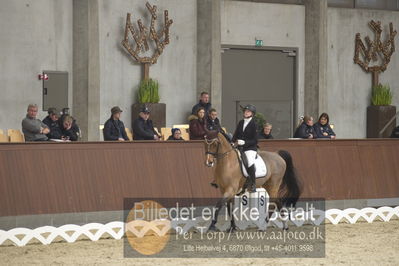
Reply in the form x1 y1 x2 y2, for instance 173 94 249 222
248 183 256 193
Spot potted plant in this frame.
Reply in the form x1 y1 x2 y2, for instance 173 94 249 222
367 84 396 138
121 2 173 129
131 79 166 129
254 112 266 134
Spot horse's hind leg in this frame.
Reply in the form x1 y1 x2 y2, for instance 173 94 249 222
262 178 281 225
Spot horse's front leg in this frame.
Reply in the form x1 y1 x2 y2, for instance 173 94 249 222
208 197 228 232
227 198 237 232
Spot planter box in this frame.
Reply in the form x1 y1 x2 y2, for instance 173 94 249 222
132 103 166 129
367 105 396 138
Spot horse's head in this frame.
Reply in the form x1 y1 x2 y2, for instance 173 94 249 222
204 131 220 167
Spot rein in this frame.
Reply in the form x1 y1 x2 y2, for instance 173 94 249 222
205 138 234 160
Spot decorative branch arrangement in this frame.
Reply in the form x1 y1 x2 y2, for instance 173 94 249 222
122 2 173 80
354 20 397 87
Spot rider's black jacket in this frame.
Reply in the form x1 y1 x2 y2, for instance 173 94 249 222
232 118 258 151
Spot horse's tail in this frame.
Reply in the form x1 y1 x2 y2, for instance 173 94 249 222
277 150 302 208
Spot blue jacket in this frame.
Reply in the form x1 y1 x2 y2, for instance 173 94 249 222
313 122 335 139
294 122 316 139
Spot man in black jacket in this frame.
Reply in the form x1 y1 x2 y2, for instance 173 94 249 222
206 108 225 133
42 107 63 140
232 104 258 193
103 106 129 141
133 106 161 140
192 91 212 115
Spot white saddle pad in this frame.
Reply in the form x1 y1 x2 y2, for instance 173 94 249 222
242 155 267 178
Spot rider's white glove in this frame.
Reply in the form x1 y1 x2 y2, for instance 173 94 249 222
237 139 245 146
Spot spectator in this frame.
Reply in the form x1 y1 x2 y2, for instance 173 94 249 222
192 91 211 115
206 108 224 133
167 128 185 141
42 107 63 140
314 113 336 139
103 106 129 141
391 125 399 138
59 107 80 138
258 123 274 139
60 115 79 141
294 115 316 139
22 104 49 141
133 105 161 140
189 107 208 140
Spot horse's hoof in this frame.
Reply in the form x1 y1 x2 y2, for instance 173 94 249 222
236 189 245 196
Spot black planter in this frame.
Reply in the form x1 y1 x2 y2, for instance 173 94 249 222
132 103 166 129
367 105 396 138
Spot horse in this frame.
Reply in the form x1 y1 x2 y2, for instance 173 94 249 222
204 131 302 232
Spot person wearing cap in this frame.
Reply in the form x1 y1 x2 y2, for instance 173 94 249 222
42 107 63 140
103 106 129 141
133 106 161 141
232 104 258 193
167 128 184 141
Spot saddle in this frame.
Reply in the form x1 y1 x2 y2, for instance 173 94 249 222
235 148 267 178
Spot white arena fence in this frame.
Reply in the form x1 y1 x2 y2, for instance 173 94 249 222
0 206 398 247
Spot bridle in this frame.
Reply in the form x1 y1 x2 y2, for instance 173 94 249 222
205 137 234 160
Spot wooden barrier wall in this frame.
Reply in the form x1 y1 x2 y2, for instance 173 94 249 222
0 139 398 217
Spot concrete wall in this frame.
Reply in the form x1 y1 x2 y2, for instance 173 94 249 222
98 0 197 129
0 0 73 132
220 0 306 121
327 8 399 138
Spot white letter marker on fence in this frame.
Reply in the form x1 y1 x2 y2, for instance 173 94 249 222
233 188 269 230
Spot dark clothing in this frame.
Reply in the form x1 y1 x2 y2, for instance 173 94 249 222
133 116 159 140
167 135 184 141
58 115 80 139
191 100 212 115
42 116 63 140
59 114 79 130
294 122 316 139
189 115 208 140
391 126 399 138
61 126 79 141
232 118 258 151
313 122 336 139
258 132 274 139
103 118 129 141
206 117 224 133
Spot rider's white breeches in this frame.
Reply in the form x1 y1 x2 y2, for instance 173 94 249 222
244 150 257 167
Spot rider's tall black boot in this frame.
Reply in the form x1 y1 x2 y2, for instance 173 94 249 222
247 165 257 193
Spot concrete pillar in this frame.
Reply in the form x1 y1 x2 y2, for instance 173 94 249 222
73 0 101 141
197 0 222 117
304 0 328 119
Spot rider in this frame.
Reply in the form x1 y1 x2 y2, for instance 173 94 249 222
232 104 258 193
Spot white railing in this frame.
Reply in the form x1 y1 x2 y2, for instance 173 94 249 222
0 206 398 247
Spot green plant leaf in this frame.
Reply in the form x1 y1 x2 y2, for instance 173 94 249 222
138 79 160 103
371 84 392 106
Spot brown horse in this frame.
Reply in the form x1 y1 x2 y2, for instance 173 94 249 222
204 132 302 231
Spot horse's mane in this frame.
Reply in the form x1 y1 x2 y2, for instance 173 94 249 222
218 131 232 143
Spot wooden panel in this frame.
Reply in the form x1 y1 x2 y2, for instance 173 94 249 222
0 139 399 217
